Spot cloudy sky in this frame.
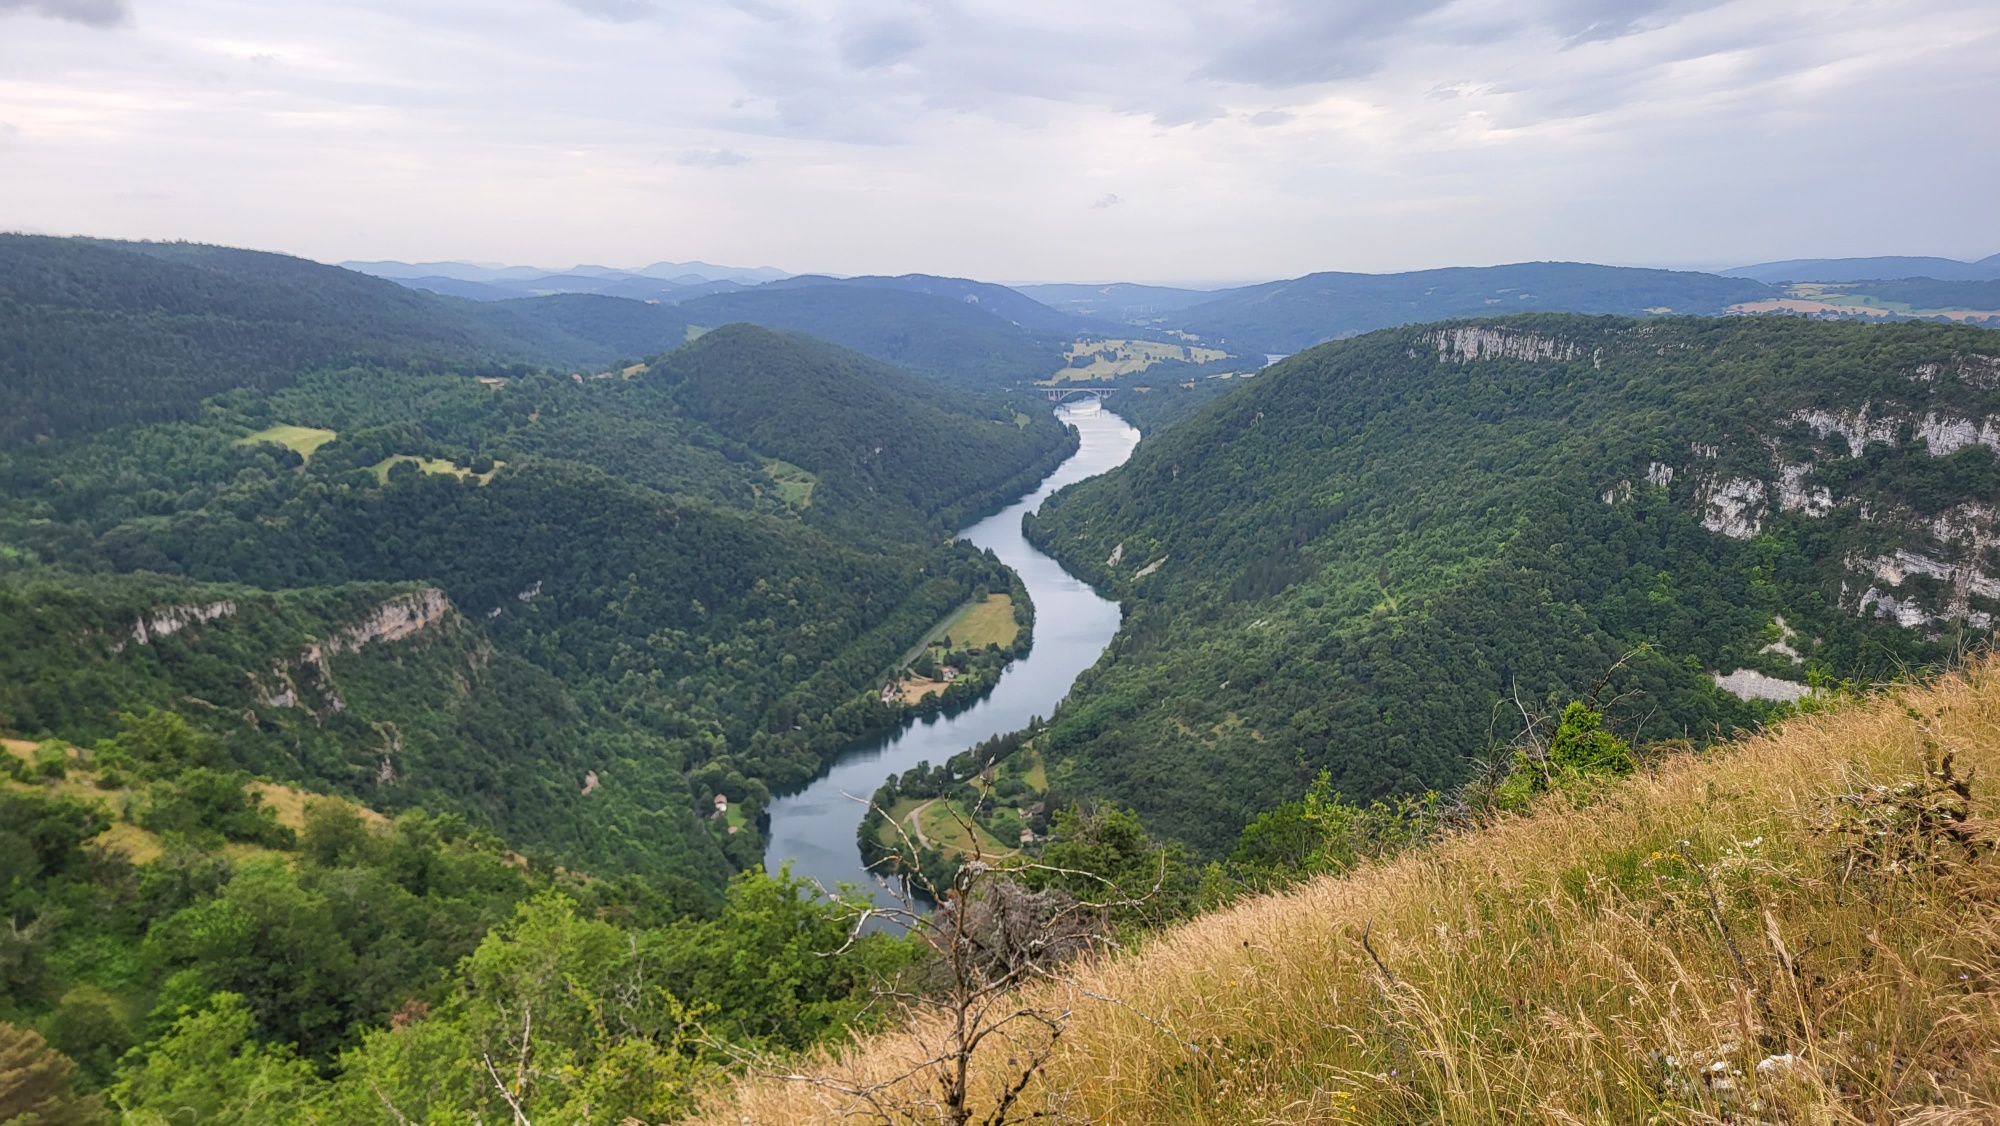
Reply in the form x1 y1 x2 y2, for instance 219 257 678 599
2 0 1995 282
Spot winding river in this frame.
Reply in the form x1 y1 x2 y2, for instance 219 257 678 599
764 404 1140 897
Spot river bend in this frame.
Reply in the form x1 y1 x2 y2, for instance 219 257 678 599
764 404 1139 897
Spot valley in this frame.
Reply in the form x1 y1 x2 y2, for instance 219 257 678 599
7 233 2000 1124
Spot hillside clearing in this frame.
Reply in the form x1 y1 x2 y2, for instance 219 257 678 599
369 455 503 484
4 737 381 866
699 660 2000 1124
1051 338 1228 381
236 424 337 460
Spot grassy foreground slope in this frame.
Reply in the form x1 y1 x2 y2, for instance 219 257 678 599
702 661 2000 1123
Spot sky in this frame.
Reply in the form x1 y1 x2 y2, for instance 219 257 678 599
1 0 1996 284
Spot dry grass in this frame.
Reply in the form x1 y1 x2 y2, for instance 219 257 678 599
697 660 2000 1124
5 738 380 864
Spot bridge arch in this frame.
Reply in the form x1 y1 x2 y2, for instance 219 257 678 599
1041 386 1115 404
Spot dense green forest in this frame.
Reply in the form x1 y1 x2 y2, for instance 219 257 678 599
1028 315 2000 853
0 314 1074 880
1169 262 1773 353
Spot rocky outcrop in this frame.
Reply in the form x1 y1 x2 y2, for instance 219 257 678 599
1774 463 1833 516
111 600 237 652
1699 478 1765 539
1425 327 1582 365
1788 406 1900 457
259 589 452 716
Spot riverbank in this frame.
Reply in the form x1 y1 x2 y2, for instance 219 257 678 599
763 405 1140 898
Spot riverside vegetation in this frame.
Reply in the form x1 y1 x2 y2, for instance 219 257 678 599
10 233 2000 1122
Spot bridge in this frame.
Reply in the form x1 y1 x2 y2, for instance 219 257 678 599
1041 386 1115 404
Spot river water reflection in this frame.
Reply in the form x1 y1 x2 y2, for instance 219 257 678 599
763 403 1139 898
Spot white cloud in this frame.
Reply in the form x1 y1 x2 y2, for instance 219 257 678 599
0 0 1993 280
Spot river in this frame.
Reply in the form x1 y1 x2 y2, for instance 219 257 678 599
763 403 1140 898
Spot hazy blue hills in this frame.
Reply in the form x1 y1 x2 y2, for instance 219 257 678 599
759 273 1086 333
0 236 703 443
676 282 1067 387
1723 254 2000 283
1015 281 1236 323
1167 261 1771 353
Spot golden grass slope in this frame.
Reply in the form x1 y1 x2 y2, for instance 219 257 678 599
699 661 2000 1124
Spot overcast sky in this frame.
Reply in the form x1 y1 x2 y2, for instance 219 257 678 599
2 0 1995 283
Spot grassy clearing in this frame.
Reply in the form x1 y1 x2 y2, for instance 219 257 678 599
236 424 337 460
762 459 818 509
1052 339 1228 382
4 738 378 866
369 456 502 485
697 659 2000 1124
940 594 1018 651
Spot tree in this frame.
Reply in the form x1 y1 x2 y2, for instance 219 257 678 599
1546 701 1636 778
0 1023 105 1126
110 995 322 1126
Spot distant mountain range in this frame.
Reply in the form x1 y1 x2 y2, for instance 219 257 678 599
1722 254 2000 283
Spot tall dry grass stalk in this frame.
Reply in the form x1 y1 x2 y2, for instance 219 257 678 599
698 661 2000 1124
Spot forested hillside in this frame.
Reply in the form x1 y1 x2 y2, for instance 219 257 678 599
0 306 1074 880
0 236 697 443
1172 262 1771 353
1028 315 2000 853
677 284 1066 387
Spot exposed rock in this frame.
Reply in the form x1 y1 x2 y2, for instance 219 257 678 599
1914 412 2000 455
1774 464 1832 516
1601 481 1632 504
1105 543 1124 568
1645 462 1675 486
1788 405 1899 457
1425 327 1581 365
112 600 237 653
1134 557 1167 578
260 589 452 715
1713 668 1809 703
1700 478 1765 539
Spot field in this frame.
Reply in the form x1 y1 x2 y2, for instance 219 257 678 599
762 459 817 509
369 456 503 485
698 659 2000 1125
876 795 1015 858
235 424 337 460
1730 284 2000 323
939 593 1017 650
1051 338 1229 382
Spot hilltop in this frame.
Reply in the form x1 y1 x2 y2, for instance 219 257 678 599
1027 314 2000 854
698 658 2000 1124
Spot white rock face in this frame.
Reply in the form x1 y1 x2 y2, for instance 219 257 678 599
1700 478 1765 539
1105 543 1124 568
260 589 453 714
1645 462 1675 486
1425 327 1581 364
117 600 237 651
1714 669 1809 703
1134 556 1167 578
1788 406 1900 457
1601 481 1633 504
1774 464 1832 516
1914 412 2000 455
